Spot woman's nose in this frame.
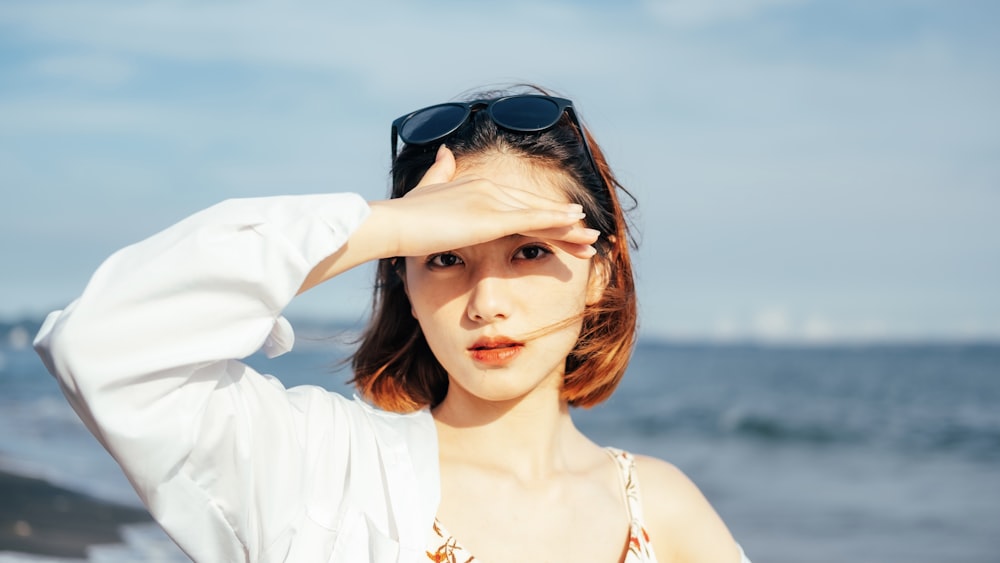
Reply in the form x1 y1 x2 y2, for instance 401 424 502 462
466 274 511 323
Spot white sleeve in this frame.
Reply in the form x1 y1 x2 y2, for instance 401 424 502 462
33 194 371 561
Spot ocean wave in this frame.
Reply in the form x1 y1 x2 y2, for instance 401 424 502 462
718 410 866 445
612 404 1000 461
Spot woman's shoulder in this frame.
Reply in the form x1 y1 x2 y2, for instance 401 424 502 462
630 454 700 505
631 454 743 563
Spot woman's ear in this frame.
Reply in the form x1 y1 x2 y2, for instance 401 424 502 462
586 253 611 306
586 234 618 306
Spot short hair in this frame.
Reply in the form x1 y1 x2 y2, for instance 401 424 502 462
350 86 638 412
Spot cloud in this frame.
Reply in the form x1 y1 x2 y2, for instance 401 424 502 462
802 316 836 343
702 311 897 344
33 54 134 87
751 308 793 341
1 2 340 68
0 1 629 94
0 99 181 134
712 316 741 342
642 0 805 26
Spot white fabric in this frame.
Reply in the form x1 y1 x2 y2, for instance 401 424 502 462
34 193 752 563
34 194 440 563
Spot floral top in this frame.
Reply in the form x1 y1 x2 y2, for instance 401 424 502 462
426 447 657 563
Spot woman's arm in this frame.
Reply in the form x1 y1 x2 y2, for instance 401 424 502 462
35 192 374 560
299 145 598 293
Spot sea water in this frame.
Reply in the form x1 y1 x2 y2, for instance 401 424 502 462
1 326 998 562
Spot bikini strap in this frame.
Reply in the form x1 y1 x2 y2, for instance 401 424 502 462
605 447 646 525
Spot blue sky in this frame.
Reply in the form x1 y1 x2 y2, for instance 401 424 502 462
1 0 998 342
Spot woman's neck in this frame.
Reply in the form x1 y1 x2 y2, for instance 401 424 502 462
432 384 586 481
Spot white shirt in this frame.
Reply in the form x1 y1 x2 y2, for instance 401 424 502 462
35 194 440 562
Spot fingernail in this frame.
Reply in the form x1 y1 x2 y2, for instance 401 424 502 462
568 211 586 219
568 203 583 212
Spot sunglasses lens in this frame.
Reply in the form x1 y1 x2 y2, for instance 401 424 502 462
399 104 468 144
491 97 563 131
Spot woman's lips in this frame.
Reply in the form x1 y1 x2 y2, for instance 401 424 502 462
468 337 524 366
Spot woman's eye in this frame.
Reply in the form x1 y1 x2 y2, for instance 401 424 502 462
514 245 552 261
428 253 463 268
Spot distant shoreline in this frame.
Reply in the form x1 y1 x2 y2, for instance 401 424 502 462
4 315 1000 351
0 468 152 559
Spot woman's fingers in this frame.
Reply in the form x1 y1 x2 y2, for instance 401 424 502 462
519 224 600 259
411 153 577 215
412 145 457 190
520 225 600 246
485 182 582 214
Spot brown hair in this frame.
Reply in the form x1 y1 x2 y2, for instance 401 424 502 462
351 86 638 412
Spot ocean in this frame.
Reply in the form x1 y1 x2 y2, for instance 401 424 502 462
1 323 998 562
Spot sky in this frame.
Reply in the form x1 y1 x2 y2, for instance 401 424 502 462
1 0 998 343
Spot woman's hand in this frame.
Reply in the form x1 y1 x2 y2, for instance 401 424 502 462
380 145 597 259
300 146 599 293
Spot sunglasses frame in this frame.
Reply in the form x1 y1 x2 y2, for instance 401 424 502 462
390 95 603 190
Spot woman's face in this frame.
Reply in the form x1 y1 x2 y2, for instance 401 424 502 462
405 155 603 406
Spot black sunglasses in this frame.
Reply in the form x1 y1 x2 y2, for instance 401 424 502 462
391 95 603 187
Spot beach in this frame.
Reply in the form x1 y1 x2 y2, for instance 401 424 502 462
0 469 151 559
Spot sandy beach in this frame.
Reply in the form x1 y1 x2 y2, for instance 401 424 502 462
0 469 151 559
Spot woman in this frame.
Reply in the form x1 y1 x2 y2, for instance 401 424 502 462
35 88 751 562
